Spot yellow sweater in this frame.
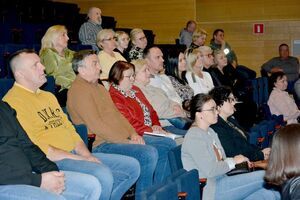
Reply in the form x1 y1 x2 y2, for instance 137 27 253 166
3 83 82 154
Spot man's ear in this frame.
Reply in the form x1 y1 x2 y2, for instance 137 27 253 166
78 66 85 75
14 70 23 79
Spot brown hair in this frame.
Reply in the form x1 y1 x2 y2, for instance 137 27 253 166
108 61 135 85
265 124 300 185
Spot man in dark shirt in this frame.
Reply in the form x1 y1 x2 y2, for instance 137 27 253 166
0 101 100 200
261 43 299 82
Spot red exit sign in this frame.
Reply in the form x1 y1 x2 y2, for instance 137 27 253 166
253 23 264 34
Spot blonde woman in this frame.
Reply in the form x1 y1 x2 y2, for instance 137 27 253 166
185 48 214 95
40 25 76 106
97 29 126 80
128 28 148 61
188 28 207 52
114 31 130 59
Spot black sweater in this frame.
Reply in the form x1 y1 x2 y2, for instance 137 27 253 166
0 101 58 186
211 116 264 161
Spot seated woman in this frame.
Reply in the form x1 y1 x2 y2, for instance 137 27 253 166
268 71 300 124
209 86 270 161
128 28 148 61
40 25 76 106
187 28 208 53
108 60 176 183
114 31 130 60
132 59 189 134
181 93 280 200
185 48 214 95
209 50 234 87
265 124 300 200
97 29 127 80
164 48 194 103
199 46 215 72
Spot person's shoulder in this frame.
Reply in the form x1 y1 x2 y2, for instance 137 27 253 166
40 48 57 57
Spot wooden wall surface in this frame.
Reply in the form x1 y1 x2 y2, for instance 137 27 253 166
56 0 300 73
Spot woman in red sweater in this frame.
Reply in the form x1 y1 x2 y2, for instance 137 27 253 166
108 60 176 184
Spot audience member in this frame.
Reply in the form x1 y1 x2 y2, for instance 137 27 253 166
78 7 103 51
209 86 270 161
179 20 197 48
145 46 182 105
267 71 300 124
128 28 148 61
185 48 214 95
114 31 130 60
210 29 238 67
261 43 300 82
97 29 126 80
209 50 234 87
199 46 215 72
265 124 300 200
188 28 207 53
108 60 177 184
181 93 280 200
165 48 194 103
132 59 188 134
0 100 101 200
40 25 76 106
3 49 140 200
67 50 159 194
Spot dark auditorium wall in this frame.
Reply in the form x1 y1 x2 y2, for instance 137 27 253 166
55 0 300 73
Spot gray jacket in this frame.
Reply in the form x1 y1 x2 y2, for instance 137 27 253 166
182 127 235 200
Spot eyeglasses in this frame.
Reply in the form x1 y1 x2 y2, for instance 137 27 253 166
227 96 237 103
137 36 147 41
123 74 136 79
203 53 213 58
202 107 218 113
102 37 116 42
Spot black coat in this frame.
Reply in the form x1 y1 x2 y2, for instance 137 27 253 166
282 176 300 200
210 116 264 161
0 101 58 186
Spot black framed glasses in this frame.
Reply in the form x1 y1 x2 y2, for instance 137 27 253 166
202 107 218 113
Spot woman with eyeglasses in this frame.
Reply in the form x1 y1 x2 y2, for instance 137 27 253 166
209 86 270 161
97 29 126 80
108 60 176 184
185 48 214 95
114 31 130 60
40 25 76 106
181 93 280 200
128 28 148 61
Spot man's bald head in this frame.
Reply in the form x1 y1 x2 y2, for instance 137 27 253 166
87 7 102 24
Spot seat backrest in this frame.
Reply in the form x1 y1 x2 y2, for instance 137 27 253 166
167 169 201 200
0 78 14 99
136 181 178 200
168 145 183 173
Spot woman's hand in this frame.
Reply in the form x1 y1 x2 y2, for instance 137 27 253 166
262 148 271 160
233 154 249 164
152 125 163 132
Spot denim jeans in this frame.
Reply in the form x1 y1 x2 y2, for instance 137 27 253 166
143 135 177 184
0 171 101 200
215 170 280 200
93 143 158 194
56 153 140 200
163 125 187 136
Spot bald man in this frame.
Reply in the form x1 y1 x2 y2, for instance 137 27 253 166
78 7 103 51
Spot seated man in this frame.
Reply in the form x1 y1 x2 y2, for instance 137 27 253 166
0 100 101 200
78 7 103 51
145 46 183 105
67 50 175 191
179 20 196 48
261 43 300 82
3 49 140 200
